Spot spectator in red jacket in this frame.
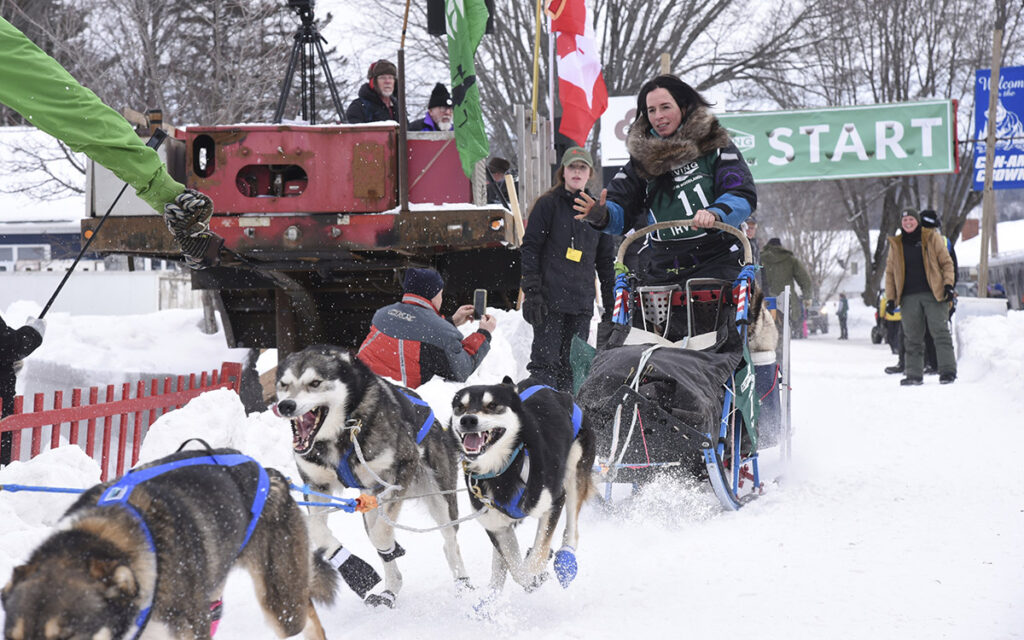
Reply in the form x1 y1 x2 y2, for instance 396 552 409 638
357 268 497 388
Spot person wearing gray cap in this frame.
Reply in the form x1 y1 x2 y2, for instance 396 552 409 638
884 208 957 385
520 146 615 391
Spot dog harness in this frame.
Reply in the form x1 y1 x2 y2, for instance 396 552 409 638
96 453 270 640
335 391 436 490
468 385 583 519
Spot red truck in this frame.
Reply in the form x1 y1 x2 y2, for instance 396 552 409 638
82 121 521 355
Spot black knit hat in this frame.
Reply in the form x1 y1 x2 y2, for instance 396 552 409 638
766 237 782 247
367 59 397 81
428 83 453 109
403 268 444 299
920 209 940 228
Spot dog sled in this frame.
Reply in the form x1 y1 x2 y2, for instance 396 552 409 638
577 221 786 510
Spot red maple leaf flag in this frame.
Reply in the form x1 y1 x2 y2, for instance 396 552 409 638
547 0 608 147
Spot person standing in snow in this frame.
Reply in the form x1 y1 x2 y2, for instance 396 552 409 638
0 17 220 269
761 237 813 341
884 208 957 386
346 59 403 124
520 147 615 392
0 313 45 465
837 293 849 340
573 74 757 287
409 83 454 131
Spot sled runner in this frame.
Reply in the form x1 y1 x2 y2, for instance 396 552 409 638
576 221 770 510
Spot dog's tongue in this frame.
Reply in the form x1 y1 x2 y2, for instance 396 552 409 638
462 432 486 453
295 411 317 439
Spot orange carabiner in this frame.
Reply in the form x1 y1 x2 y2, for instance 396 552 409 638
355 494 378 513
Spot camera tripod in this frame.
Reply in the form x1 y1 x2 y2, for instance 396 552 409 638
273 4 345 124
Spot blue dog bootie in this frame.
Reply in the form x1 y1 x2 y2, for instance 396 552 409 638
553 545 578 588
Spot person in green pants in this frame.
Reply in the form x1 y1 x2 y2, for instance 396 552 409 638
0 16 220 269
884 208 957 386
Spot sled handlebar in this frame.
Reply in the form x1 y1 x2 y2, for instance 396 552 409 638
615 220 753 266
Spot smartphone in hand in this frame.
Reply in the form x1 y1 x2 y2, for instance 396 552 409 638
473 289 487 320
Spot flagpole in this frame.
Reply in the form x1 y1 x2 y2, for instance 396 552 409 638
548 13 555 149
398 0 412 213
531 0 543 134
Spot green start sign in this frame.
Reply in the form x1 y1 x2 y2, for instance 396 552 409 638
718 100 956 183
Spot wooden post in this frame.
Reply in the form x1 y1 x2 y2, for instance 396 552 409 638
979 3 1006 298
660 53 671 75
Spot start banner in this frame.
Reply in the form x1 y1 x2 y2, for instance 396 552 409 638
718 100 956 183
972 66 1024 191
599 99 957 183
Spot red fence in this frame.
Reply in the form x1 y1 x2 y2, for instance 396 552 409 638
0 362 242 481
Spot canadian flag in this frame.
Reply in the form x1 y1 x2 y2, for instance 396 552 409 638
547 0 608 147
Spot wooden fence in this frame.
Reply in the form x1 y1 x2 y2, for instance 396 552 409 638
0 362 242 480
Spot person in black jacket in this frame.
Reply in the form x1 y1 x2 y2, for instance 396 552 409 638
1 313 45 465
521 147 615 392
409 83 453 131
346 59 401 124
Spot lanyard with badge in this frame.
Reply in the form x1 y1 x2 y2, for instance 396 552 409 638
566 203 583 262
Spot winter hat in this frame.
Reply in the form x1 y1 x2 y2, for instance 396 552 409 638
901 207 922 224
561 146 594 169
920 209 940 228
766 237 782 247
367 59 397 81
487 157 511 175
403 267 444 299
746 214 757 225
428 83 453 109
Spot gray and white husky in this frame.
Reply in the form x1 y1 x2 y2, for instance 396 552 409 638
275 345 469 608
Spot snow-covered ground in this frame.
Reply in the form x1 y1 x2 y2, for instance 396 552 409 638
2 302 1023 639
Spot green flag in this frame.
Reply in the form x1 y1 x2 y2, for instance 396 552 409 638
446 0 490 178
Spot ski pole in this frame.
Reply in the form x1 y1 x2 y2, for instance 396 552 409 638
39 129 168 319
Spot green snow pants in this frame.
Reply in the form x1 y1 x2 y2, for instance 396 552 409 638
900 291 956 379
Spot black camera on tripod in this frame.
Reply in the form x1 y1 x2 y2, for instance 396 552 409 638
274 0 345 124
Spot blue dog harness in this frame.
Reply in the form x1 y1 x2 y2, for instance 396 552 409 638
96 453 270 640
469 385 583 519
335 391 436 490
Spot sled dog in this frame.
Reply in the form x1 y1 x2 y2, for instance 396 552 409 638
2 446 336 640
275 345 469 608
451 378 596 592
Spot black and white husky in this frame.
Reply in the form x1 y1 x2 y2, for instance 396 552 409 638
450 378 596 593
275 345 469 608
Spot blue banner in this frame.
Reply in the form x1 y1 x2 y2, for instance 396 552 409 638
973 66 1024 190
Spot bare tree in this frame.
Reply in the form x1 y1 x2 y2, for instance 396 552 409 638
758 182 859 300
751 0 1024 304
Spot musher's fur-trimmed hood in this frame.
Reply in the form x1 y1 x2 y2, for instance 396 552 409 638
626 105 732 180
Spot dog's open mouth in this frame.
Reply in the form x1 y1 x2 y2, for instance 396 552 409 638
460 428 505 458
290 407 328 453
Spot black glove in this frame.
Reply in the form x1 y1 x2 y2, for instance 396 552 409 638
164 189 222 269
581 202 609 228
164 189 213 236
885 300 895 316
943 284 955 302
522 291 548 326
